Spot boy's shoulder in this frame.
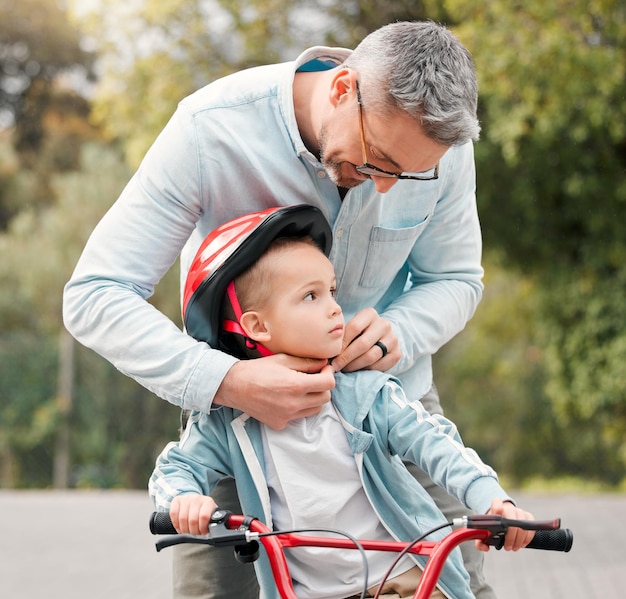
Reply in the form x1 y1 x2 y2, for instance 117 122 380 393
333 370 403 420
335 370 401 392
334 369 391 390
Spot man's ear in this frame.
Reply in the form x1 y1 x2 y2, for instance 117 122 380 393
329 67 357 107
239 311 271 344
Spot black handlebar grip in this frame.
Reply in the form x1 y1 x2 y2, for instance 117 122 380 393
527 528 573 552
150 512 177 535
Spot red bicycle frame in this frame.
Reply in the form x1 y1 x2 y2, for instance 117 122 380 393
151 511 572 599
245 518 493 599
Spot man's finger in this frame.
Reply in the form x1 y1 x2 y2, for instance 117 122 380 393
278 354 330 374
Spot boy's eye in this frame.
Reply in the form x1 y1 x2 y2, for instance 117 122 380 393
304 292 315 301
330 287 337 298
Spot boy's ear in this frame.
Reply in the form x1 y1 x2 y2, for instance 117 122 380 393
239 311 271 343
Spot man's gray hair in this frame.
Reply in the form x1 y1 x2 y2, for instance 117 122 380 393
344 21 480 146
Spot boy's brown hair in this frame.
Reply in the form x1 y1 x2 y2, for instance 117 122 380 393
234 236 319 313
218 235 319 360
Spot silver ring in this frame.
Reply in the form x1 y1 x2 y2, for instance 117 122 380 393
374 340 388 358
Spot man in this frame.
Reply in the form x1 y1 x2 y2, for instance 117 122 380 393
64 20 489 599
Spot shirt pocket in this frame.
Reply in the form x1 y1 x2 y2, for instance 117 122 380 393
359 216 431 288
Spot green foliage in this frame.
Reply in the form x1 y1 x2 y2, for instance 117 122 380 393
449 0 626 272
70 0 314 167
0 0 95 145
0 141 181 488
0 143 128 333
436 256 626 486
69 344 180 489
537 270 626 483
0 333 58 487
2 0 625 489
319 0 431 45
437 0 626 484
0 331 180 489
434 259 556 484
541 271 626 421
1 0 116 232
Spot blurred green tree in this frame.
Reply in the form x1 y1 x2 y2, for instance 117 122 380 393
69 0 322 167
438 0 626 483
0 0 98 227
0 0 95 151
0 142 181 488
4 0 623 488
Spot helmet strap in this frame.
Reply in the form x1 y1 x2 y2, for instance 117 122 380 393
223 281 273 357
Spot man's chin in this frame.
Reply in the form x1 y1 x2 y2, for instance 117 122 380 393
323 163 363 189
337 178 363 189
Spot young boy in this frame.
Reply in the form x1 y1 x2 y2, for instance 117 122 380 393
150 205 533 599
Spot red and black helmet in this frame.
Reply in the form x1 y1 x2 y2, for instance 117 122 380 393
183 204 333 359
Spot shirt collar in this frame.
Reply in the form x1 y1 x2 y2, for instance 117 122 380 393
278 46 352 159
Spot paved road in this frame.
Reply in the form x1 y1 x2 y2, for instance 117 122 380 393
1 490 624 598
482 491 625 599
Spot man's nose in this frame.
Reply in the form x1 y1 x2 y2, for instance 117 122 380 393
371 176 397 193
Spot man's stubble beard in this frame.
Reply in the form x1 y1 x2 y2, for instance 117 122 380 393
318 122 362 189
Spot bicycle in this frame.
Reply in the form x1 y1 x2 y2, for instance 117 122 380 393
150 508 573 599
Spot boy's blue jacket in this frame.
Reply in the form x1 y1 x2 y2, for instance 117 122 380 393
150 371 511 599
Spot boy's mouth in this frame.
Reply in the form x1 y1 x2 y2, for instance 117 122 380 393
330 324 344 337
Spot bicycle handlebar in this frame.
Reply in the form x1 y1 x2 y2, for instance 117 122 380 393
150 510 572 599
526 527 573 552
150 511 177 535
460 514 573 552
149 510 573 553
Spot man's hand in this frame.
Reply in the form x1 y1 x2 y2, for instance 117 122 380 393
214 356 335 429
475 498 535 552
170 493 218 535
330 308 400 373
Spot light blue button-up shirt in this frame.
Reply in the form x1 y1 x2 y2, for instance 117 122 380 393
63 46 483 413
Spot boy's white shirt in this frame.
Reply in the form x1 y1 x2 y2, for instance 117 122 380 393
262 402 415 599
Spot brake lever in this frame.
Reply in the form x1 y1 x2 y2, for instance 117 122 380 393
155 509 260 562
456 514 562 550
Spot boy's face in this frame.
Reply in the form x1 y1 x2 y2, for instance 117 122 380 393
253 243 344 360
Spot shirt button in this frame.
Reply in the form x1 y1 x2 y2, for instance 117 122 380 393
317 170 326 178
336 229 343 238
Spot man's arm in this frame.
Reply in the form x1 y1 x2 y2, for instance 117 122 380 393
63 106 225 411
63 101 335 422
383 142 484 375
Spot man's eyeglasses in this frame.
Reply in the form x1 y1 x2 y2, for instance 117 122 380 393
355 81 439 181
